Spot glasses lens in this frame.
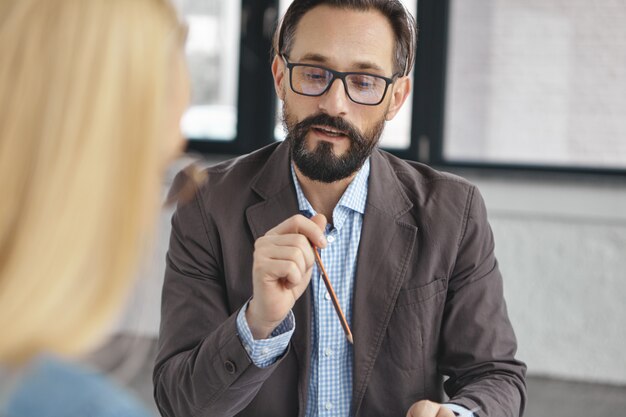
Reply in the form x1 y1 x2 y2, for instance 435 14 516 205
291 65 332 96
345 74 387 105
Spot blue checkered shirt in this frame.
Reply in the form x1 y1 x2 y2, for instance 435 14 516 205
236 159 474 417
237 158 369 417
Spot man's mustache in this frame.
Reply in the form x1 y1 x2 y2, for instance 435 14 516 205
292 113 365 145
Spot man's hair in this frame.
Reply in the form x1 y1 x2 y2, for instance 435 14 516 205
273 0 418 76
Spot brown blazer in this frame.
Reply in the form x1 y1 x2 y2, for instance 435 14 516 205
153 141 526 417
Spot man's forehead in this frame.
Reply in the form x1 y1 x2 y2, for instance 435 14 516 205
288 5 395 73
296 52 385 73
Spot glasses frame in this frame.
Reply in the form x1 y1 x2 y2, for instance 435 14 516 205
282 55 400 106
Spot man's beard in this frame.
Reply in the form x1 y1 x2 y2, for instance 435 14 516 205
283 105 385 183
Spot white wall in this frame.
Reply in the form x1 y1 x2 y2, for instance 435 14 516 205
470 174 626 385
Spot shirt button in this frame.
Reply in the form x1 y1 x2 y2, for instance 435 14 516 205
261 347 269 355
324 292 331 300
324 347 333 357
326 235 335 243
325 401 333 410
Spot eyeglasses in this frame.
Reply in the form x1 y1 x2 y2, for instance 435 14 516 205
282 55 399 106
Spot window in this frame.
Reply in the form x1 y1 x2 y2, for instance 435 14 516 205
178 0 240 142
180 0 626 176
427 0 626 173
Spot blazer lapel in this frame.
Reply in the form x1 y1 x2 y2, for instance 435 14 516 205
244 141 312 416
245 142 298 240
351 150 418 415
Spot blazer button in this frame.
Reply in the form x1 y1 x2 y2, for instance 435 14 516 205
224 360 237 374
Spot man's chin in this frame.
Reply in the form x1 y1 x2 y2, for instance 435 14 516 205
306 136 351 157
292 152 362 184
296 167 353 184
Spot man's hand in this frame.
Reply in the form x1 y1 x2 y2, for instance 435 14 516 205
406 400 456 417
246 214 327 339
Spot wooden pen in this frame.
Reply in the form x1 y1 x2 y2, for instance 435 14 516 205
312 246 354 344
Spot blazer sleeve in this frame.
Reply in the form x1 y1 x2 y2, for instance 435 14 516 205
438 186 527 417
152 181 287 417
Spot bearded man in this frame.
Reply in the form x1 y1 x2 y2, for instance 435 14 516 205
153 1 527 417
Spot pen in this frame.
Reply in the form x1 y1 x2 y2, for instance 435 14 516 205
312 245 354 344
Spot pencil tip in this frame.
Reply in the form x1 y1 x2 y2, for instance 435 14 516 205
347 334 354 344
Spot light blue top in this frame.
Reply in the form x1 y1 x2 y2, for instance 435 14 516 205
0 355 153 417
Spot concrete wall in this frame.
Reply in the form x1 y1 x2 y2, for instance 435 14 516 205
470 173 626 385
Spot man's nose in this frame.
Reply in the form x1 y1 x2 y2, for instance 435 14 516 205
318 78 349 116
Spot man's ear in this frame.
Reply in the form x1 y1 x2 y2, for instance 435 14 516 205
384 76 411 121
271 55 286 101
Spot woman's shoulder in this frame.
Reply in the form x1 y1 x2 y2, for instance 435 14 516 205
2 355 153 417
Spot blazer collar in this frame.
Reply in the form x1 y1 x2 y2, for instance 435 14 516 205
250 141 293 201
366 148 414 219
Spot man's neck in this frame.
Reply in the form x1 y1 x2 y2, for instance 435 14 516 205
293 165 356 224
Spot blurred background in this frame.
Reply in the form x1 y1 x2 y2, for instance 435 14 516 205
88 1 626 416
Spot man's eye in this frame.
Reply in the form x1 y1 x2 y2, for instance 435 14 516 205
350 76 375 89
304 73 325 80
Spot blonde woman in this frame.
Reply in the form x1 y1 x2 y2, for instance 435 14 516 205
0 0 189 415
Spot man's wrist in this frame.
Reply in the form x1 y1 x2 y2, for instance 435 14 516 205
236 303 295 368
245 299 286 339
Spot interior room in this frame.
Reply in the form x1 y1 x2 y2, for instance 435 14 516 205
44 0 626 416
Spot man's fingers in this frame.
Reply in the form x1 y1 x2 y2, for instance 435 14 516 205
249 214 327 334
406 400 456 417
436 407 455 417
266 214 327 248
255 241 308 274
255 234 316 269
255 258 306 288
309 213 328 242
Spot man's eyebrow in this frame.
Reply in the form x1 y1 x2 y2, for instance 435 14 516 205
353 61 384 72
298 53 331 64
298 53 385 73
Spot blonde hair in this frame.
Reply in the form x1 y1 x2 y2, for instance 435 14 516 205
0 0 186 364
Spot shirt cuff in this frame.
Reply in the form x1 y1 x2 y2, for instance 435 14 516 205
236 302 295 368
442 403 476 417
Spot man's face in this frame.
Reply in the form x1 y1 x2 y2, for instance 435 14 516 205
274 5 410 183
